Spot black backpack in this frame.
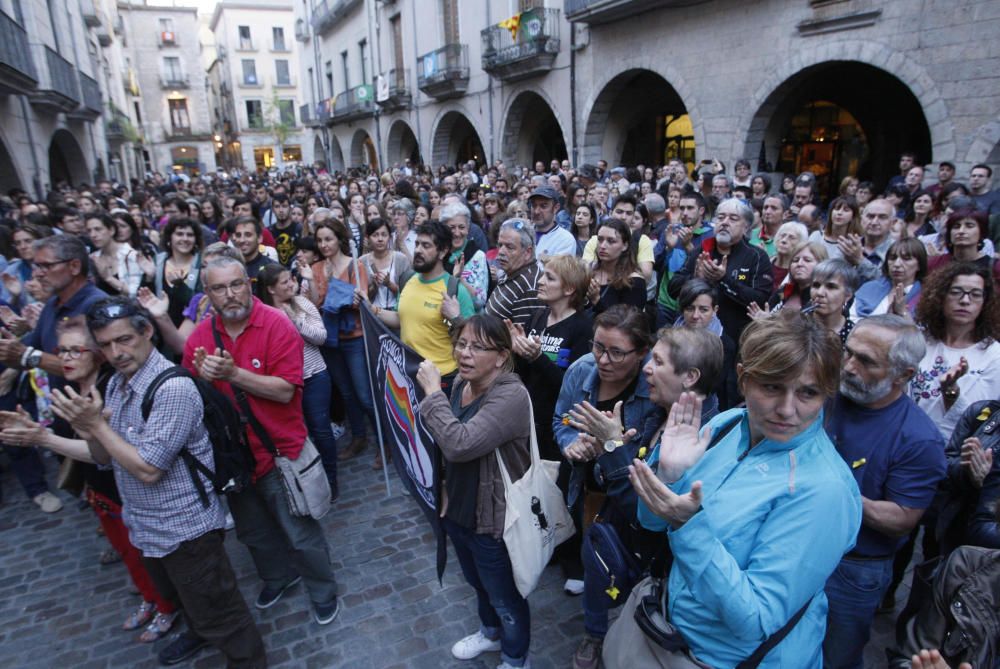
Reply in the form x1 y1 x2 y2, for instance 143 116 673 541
141 366 255 508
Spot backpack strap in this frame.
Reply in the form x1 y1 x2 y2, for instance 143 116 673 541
734 597 813 669
210 319 280 457
140 366 213 508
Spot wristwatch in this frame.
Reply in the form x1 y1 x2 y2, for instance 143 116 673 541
603 438 624 453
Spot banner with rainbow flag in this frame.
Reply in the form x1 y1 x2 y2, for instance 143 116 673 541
360 304 447 580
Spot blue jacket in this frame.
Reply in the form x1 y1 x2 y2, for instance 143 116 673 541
552 353 665 507
646 408 861 668
851 276 921 318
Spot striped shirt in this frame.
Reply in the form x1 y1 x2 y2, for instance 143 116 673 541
485 262 543 327
105 349 224 557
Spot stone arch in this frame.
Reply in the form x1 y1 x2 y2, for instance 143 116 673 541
580 62 702 166
430 108 485 168
734 40 954 173
48 128 88 187
312 135 325 168
350 129 377 170
500 89 568 167
385 120 419 167
0 131 23 194
328 134 345 172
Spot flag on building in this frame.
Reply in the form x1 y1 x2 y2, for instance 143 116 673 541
360 304 447 581
498 13 521 41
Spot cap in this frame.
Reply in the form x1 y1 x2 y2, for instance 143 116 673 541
578 163 599 180
611 167 626 176
528 185 559 201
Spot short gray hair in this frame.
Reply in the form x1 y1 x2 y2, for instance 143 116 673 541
439 200 470 224
499 218 535 252
715 198 754 228
34 235 89 277
853 314 926 378
776 221 808 246
389 198 415 223
203 256 249 279
203 242 244 262
644 193 666 215
812 259 860 296
712 174 731 187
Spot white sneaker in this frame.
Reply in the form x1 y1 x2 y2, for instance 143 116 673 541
497 660 530 669
564 578 584 596
32 492 63 513
451 631 501 660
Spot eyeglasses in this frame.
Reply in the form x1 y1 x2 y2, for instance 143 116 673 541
453 340 497 355
947 287 985 302
591 340 636 363
31 259 70 273
56 346 91 359
207 279 249 297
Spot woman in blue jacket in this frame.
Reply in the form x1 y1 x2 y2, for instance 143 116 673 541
627 310 862 668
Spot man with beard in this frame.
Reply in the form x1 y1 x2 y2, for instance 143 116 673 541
822 314 946 669
265 193 300 268
231 217 277 283
485 218 544 328
653 191 713 329
528 186 576 261
667 198 771 339
183 257 341 626
377 221 474 397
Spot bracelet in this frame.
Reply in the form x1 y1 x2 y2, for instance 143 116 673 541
19 346 34 368
942 385 959 400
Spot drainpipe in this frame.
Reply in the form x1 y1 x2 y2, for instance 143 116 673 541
570 22 577 166
18 96 44 198
408 0 423 164
485 0 494 166
369 0 383 171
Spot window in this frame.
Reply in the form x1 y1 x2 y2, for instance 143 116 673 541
275 59 290 85
158 18 174 33
272 27 286 51
238 25 252 50
308 66 315 101
245 100 264 129
163 56 183 82
169 98 190 132
441 0 459 44
358 39 367 85
340 51 349 90
278 99 295 126
390 15 403 72
241 59 257 85
325 61 333 97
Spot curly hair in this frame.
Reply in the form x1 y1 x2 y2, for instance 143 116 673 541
916 262 1000 344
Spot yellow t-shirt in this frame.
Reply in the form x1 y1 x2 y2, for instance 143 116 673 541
582 233 655 264
398 273 474 375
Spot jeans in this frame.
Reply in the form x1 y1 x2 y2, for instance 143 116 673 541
228 469 338 606
443 517 530 666
823 555 894 669
143 530 265 669
302 371 337 491
0 393 47 500
321 337 374 440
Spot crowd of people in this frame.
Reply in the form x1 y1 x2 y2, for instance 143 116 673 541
0 151 997 669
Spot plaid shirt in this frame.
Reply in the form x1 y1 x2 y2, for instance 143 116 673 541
104 348 224 557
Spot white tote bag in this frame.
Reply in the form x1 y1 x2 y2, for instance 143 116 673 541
496 394 575 598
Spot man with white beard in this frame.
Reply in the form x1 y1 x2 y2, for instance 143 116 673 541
821 315 946 669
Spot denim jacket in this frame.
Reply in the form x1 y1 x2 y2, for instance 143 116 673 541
552 353 665 507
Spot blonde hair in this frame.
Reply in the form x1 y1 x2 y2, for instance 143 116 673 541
543 254 591 310
738 309 841 398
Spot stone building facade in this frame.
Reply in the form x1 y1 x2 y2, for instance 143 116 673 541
295 0 999 197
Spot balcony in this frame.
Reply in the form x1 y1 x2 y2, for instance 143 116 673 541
82 3 101 27
481 8 560 82
304 98 333 127
374 68 410 112
160 73 190 89
311 0 362 36
331 85 374 122
106 107 131 141
0 11 38 95
295 18 309 42
158 30 178 47
67 72 102 120
29 46 79 113
417 44 468 100
564 0 713 24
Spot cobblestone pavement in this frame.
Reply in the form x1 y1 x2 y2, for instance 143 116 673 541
0 448 901 669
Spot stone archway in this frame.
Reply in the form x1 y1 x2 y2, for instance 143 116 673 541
329 134 345 172
386 120 420 168
350 129 377 170
312 136 325 168
500 90 568 167
734 40 953 176
0 133 22 194
48 129 88 187
580 68 694 168
430 110 485 168
739 61 932 197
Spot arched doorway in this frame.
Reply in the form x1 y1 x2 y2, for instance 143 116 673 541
0 134 22 194
744 62 932 200
171 145 200 174
312 136 325 169
431 111 485 169
582 69 694 169
329 134 345 172
501 91 567 167
386 120 420 168
350 129 378 170
48 129 88 187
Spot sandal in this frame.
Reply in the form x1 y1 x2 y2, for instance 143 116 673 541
139 611 180 643
123 601 156 631
100 548 122 565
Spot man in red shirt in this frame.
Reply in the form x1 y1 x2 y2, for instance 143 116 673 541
182 256 340 625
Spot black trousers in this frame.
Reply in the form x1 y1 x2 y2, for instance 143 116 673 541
143 530 267 669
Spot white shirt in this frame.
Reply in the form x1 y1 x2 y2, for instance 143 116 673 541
535 224 577 264
910 338 1000 440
